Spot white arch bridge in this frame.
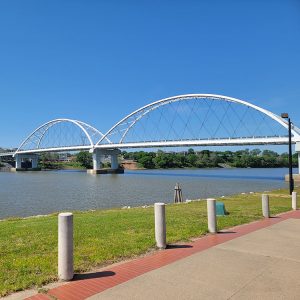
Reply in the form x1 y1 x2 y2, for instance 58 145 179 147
1 94 300 173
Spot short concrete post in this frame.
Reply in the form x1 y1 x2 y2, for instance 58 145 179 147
207 198 217 233
292 191 297 210
262 194 270 218
154 203 166 249
58 212 73 281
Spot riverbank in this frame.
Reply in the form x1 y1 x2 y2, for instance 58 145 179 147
0 186 298 297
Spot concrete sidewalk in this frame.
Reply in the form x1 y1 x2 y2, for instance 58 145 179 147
90 218 300 300
17 210 300 300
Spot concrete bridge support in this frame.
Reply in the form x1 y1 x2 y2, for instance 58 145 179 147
13 154 40 171
15 154 22 169
285 142 300 182
111 152 119 170
31 156 38 168
295 142 300 181
296 142 300 175
88 149 123 174
92 149 103 170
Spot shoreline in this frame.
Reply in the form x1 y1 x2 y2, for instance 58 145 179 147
0 165 296 172
0 185 290 222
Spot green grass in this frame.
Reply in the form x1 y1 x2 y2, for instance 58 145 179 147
0 186 298 296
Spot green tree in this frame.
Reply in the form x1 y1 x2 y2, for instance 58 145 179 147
262 150 279 157
250 149 261 156
76 151 92 169
139 154 155 168
187 148 195 155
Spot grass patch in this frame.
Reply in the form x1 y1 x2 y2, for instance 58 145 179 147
0 186 298 296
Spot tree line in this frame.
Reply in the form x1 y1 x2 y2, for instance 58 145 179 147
122 149 299 169
37 148 298 170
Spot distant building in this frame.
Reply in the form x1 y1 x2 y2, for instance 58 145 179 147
58 153 72 162
120 160 138 170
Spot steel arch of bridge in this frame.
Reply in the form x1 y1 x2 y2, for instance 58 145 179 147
15 118 111 155
96 94 300 147
11 94 300 155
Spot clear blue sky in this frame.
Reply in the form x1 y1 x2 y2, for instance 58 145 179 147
0 0 299 148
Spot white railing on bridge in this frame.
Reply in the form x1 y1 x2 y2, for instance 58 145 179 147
1 136 297 156
0 152 15 157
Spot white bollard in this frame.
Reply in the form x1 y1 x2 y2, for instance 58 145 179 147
292 191 297 210
154 203 166 249
58 212 74 281
262 194 270 218
207 198 217 233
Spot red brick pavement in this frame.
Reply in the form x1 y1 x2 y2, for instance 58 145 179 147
26 209 300 300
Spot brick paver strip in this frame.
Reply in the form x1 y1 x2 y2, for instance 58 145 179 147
27 294 51 300
26 209 300 300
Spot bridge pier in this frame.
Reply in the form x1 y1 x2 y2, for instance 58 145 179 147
12 154 41 171
295 142 300 178
31 156 38 168
285 142 300 182
87 149 124 174
293 142 300 182
111 152 119 170
92 149 103 170
15 154 22 169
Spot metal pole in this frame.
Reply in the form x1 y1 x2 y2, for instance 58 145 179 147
288 118 294 195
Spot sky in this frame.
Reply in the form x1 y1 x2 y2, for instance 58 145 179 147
0 0 300 150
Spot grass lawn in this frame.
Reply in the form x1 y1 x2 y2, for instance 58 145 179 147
0 186 298 296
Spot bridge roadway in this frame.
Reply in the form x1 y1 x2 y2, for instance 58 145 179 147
0 136 296 156
1 136 300 175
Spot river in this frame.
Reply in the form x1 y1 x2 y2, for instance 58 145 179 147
0 168 294 219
